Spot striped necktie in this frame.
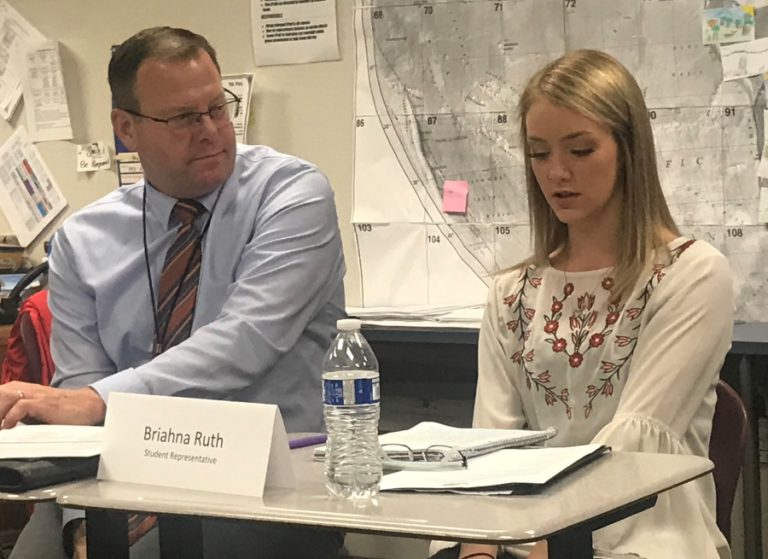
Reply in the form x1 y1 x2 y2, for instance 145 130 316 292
127 199 205 546
153 199 206 355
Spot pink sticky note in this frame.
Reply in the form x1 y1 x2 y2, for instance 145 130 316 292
442 180 469 214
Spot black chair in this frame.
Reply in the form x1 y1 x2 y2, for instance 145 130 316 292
0 261 49 326
709 380 749 542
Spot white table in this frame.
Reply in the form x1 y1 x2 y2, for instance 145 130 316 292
0 480 89 503
57 447 712 559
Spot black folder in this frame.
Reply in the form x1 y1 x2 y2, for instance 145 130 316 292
0 456 99 492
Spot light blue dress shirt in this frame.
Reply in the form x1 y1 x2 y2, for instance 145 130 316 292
48 144 345 432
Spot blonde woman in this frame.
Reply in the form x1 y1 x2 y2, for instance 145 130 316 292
431 50 733 559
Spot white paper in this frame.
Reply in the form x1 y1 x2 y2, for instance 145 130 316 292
720 38 768 81
98 393 295 497
21 39 72 142
0 1 45 120
737 0 768 8
376 422 555 452
116 152 142 187
380 444 605 492
250 0 339 66
0 127 67 246
0 425 102 459
76 142 110 172
222 73 254 143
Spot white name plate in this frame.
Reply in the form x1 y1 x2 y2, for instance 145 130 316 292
98 393 294 497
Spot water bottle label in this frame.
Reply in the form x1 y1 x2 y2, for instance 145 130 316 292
323 377 380 405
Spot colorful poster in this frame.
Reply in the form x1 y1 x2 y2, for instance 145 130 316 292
703 6 755 45
0 127 67 246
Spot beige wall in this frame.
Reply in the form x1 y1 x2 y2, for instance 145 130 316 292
3 0 361 304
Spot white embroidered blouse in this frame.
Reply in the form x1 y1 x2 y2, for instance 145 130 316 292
475 237 733 559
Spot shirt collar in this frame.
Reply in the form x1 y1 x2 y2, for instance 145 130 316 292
144 180 223 230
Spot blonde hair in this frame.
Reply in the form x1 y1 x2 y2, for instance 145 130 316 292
517 49 678 301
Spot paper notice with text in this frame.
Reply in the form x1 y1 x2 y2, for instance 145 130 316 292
0 1 45 120
222 74 254 143
21 40 73 142
250 0 339 66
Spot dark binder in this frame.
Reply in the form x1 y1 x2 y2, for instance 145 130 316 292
468 444 610 494
0 456 99 492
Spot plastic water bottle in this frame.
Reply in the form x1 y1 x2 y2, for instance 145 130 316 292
322 318 382 499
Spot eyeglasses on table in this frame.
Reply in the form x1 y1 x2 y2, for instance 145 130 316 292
380 443 467 471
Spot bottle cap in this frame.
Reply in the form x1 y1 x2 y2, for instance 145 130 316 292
336 318 362 331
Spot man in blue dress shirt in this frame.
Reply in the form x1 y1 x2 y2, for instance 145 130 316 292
2 27 346 559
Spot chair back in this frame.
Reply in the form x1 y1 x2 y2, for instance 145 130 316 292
19 310 43 384
1 289 53 386
709 380 749 542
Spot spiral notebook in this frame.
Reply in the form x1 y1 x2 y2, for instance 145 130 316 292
313 421 557 461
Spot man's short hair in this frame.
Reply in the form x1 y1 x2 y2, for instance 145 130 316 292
109 27 221 111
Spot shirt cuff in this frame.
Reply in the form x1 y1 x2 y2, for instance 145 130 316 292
90 367 147 403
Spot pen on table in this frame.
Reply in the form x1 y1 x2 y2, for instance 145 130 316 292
289 434 327 449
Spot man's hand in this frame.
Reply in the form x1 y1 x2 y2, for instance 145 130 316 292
0 382 106 428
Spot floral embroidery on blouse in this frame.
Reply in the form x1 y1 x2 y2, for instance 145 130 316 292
504 267 540 343
502 240 695 420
